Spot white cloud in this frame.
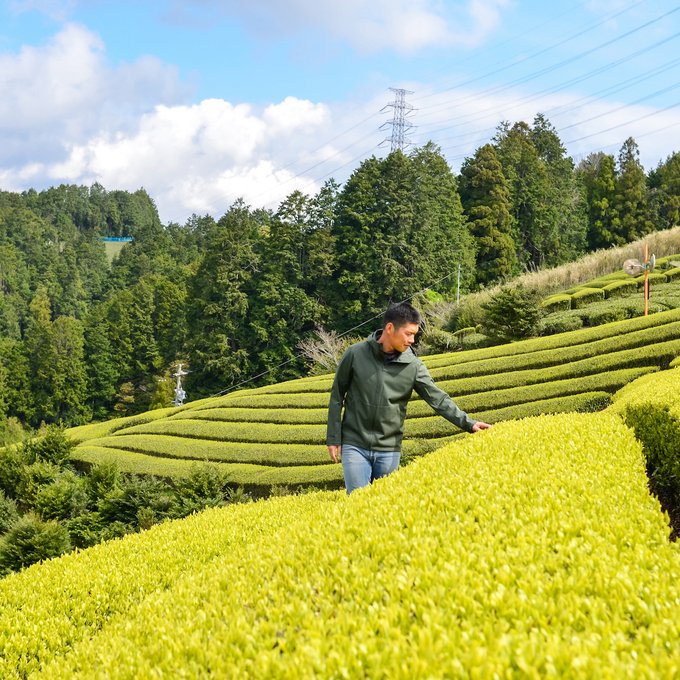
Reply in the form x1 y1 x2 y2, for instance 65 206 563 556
0 23 188 165
175 0 510 53
44 96 333 222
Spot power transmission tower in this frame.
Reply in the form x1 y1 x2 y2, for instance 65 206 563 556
380 87 415 153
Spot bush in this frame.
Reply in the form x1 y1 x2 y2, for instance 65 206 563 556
540 294 572 313
603 279 638 299
22 426 76 467
171 463 230 517
481 285 542 342
85 461 121 507
537 312 583 336
17 461 62 509
420 327 460 354
571 287 606 308
98 474 175 528
34 472 89 522
66 512 104 549
0 513 71 575
0 490 18 534
0 446 28 500
665 267 680 282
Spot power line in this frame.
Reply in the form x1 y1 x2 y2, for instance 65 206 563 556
204 271 456 400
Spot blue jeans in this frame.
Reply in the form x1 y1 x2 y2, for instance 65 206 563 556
341 444 401 495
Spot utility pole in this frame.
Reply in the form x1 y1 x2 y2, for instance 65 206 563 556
172 363 188 406
380 87 415 153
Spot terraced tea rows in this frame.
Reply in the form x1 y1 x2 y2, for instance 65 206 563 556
4 401 680 677
68 308 680 491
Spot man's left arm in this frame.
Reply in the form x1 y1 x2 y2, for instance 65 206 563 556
413 361 490 433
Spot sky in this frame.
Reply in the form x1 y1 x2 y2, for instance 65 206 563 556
1 0 679 224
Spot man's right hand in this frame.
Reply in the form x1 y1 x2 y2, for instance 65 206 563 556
328 445 342 463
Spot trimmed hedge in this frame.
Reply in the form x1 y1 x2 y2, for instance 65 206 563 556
168 407 328 425
422 307 680 370
115 419 327 445
603 279 639 299
665 267 680 281
609 367 680 520
7 413 680 677
571 287 606 308
540 294 572 313
85 435 330 466
73 446 343 488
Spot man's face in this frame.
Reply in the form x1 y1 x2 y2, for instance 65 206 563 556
384 321 420 353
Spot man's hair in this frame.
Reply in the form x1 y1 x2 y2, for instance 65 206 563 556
383 302 422 329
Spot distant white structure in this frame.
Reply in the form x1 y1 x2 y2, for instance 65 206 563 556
172 363 189 406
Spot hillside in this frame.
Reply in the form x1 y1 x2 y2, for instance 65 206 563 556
2 366 680 676
66 306 680 494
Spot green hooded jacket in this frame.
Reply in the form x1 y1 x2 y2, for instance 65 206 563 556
326 331 477 451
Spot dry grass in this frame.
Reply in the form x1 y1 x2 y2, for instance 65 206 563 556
446 226 680 329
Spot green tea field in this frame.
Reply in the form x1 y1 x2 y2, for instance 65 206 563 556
67 306 680 494
2 365 680 677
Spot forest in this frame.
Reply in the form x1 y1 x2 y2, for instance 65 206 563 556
0 115 679 441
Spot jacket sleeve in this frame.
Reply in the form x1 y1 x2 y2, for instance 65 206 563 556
413 360 477 433
326 347 354 446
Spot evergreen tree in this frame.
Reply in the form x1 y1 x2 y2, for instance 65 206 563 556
577 152 618 250
247 191 323 383
409 143 476 294
459 144 517 286
83 305 119 420
614 137 652 243
185 200 262 396
648 152 680 230
50 316 90 425
530 114 587 263
330 146 474 331
494 121 554 269
24 287 56 425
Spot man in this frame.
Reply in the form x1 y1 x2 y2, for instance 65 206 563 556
327 302 491 494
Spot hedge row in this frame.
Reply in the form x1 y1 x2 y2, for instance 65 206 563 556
9 413 680 677
425 322 680 382
168 346 651 420
168 406 329 425
417 307 680 370
73 446 343 489
609 368 680 529
97 367 653 448
115 419 327 445
86 434 330 467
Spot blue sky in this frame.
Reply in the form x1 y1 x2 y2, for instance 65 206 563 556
1 0 679 223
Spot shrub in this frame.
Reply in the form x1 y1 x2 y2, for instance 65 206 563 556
460 330 494 351
84 461 121 506
21 426 76 467
603 279 638 299
171 463 230 517
419 327 460 354
481 285 542 342
98 474 175 528
34 471 89 522
571 287 605 308
537 311 583 335
0 446 28 500
665 267 680 281
540 294 572 313
0 490 18 534
66 512 104 549
0 513 71 575
17 461 62 509
297 328 360 376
